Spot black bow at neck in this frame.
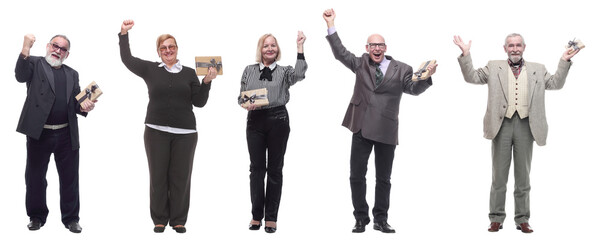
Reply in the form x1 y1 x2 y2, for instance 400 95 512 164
259 65 277 81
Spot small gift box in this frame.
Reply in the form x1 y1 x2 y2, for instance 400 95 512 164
239 88 269 108
566 38 585 54
195 56 223 75
412 60 436 81
75 81 102 106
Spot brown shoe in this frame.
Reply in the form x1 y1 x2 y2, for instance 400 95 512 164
517 223 534 233
488 222 503 232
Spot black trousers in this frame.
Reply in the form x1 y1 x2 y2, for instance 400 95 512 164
25 127 80 226
144 126 198 226
246 106 290 222
350 131 396 222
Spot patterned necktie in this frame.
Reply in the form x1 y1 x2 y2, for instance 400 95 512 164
375 63 383 87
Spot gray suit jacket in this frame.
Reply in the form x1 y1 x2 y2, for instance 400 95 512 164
458 54 572 146
14 54 86 150
327 32 432 145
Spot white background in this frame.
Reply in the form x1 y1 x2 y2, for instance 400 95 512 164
1 0 598 239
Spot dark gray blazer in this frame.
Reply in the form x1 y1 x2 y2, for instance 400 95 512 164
326 32 432 145
15 54 86 150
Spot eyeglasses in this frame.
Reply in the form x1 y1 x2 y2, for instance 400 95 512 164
159 45 177 52
367 43 386 49
49 43 69 54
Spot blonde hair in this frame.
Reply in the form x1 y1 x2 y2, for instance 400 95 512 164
255 34 281 63
156 34 178 53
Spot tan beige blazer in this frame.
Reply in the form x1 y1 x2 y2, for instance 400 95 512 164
458 54 572 146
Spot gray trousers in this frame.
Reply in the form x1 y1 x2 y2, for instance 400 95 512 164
144 126 198 226
489 113 533 224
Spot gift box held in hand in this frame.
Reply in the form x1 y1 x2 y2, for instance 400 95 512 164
239 88 269 108
412 60 436 81
195 56 223 75
75 81 102 106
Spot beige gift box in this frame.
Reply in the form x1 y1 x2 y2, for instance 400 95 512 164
566 39 585 55
195 56 223 75
412 60 436 81
239 88 269 108
75 81 102 106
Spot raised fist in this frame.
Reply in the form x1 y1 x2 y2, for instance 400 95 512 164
121 20 135 35
23 34 36 49
21 34 36 57
323 8 336 27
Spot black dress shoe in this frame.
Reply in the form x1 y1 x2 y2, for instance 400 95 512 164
265 226 276 233
153 225 165 233
66 221 82 233
352 219 369 233
373 221 395 233
173 226 186 233
27 219 42 231
249 221 262 230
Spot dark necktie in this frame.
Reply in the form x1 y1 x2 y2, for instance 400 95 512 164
375 64 383 87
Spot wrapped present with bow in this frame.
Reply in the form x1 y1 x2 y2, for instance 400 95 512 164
239 88 269 108
412 60 436 81
195 56 223 75
75 81 102 106
566 38 585 54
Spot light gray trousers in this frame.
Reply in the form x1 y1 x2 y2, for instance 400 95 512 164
489 113 533 225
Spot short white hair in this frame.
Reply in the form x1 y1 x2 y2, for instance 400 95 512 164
505 33 525 46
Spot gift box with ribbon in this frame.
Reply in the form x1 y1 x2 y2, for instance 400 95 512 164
566 38 585 55
195 56 223 75
412 60 436 81
75 81 102 106
239 88 269 108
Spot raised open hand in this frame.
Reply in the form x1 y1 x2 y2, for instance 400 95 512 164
453 35 472 56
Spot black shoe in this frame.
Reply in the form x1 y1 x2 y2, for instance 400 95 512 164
249 221 262 230
173 226 186 233
153 225 165 233
265 226 276 233
352 219 370 233
27 219 42 231
373 221 395 233
66 221 82 233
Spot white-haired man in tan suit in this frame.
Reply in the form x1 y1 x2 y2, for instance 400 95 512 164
454 34 580 233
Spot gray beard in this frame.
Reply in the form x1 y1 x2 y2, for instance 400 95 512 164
45 54 63 67
509 54 522 64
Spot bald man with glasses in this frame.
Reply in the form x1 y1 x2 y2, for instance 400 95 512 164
323 9 437 234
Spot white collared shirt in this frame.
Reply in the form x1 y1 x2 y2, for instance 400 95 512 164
259 62 277 71
158 60 183 73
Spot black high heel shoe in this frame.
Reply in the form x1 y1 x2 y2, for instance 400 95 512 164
264 221 277 233
249 221 262 230
265 226 277 233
